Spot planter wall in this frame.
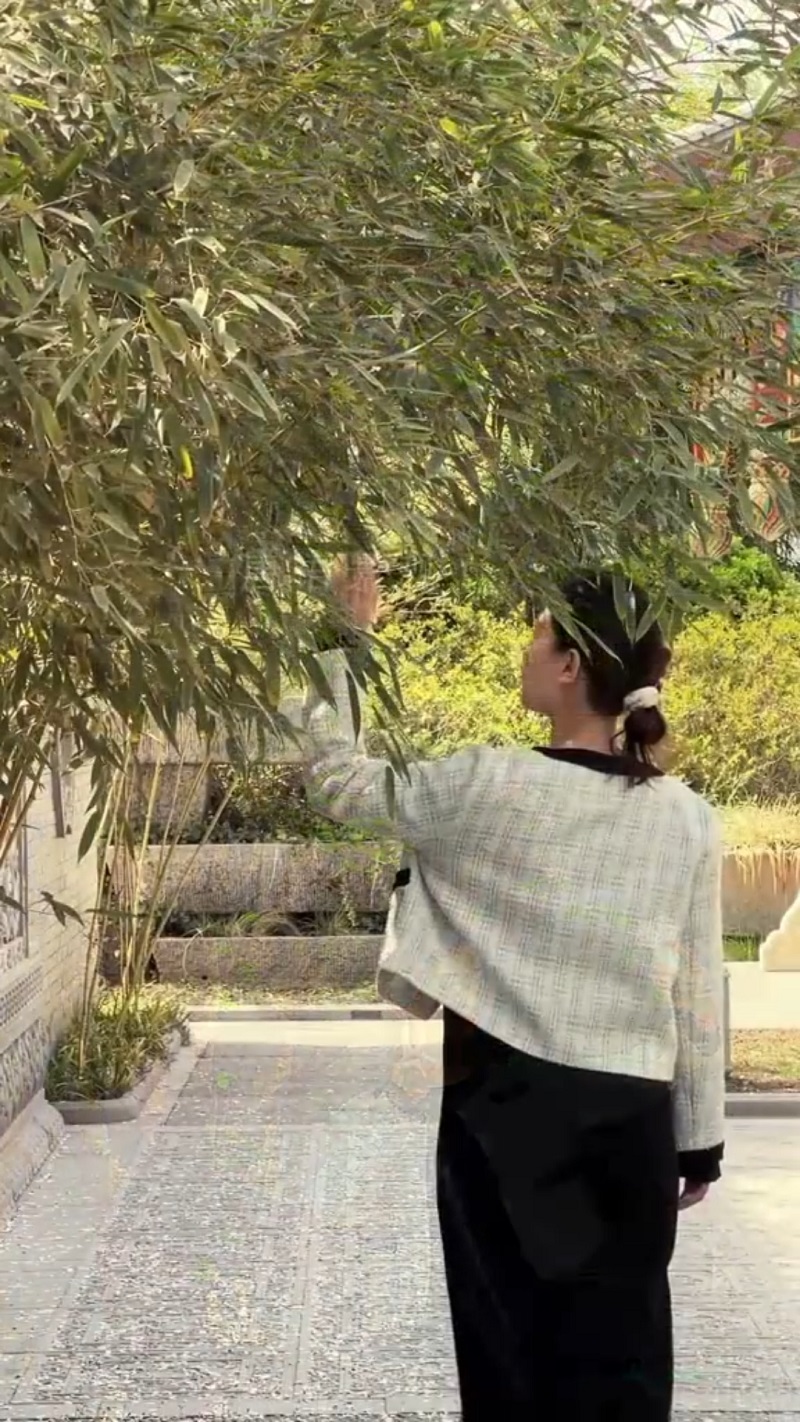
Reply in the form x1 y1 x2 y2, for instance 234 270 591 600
135 841 397 916
136 845 800 939
133 688 357 836
722 850 800 942
154 935 383 991
129 763 210 841
135 690 309 766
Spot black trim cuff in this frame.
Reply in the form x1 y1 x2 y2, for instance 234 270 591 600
678 1142 724 1184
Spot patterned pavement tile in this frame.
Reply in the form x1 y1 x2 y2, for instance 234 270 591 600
0 1026 798 1419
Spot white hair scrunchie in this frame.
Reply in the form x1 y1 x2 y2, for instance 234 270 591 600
623 686 661 717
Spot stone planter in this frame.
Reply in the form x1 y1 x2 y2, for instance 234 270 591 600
131 688 355 836
51 1029 184 1125
722 850 800 942
134 841 397 917
134 690 309 766
153 935 384 992
129 762 211 841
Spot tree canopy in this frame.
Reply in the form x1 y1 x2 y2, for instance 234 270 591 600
2 0 800 834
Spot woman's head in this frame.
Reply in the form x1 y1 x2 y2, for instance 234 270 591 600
521 572 671 767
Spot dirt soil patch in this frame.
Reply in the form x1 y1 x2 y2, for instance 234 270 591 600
171 980 381 1008
728 1029 800 1092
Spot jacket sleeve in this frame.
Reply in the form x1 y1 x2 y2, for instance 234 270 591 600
672 813 726 1167
301 650 480 844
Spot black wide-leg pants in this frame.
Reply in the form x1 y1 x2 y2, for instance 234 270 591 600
436 1027 679 1421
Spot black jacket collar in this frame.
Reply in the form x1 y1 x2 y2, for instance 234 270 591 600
537 746 663 780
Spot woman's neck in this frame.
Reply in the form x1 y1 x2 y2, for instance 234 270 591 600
549 711 619 755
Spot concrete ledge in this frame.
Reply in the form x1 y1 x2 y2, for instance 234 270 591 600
725 1091 800 1117
0 1090 65 1223
184 1008 800 1116
187 1003 417 1022
51 1030 183 1125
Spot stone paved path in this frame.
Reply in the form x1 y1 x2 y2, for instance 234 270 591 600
1 1017 799 1420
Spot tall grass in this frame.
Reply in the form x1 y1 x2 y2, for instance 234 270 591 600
47 988 188 1102
721 801 800 854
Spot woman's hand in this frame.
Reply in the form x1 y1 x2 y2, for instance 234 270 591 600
678 1181 711 1211
330 554 380 631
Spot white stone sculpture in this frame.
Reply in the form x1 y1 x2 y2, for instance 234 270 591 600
760 892 800 971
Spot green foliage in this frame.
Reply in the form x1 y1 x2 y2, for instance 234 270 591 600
376 605 541 757
205 766 371 844
665 59 761 130
689 542 800 618
380 595 800 804
724 936 760 963
3 0 800 833
668 611 800 800
46 987 187 1102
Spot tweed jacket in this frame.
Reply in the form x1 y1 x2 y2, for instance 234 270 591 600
302 651 725 1156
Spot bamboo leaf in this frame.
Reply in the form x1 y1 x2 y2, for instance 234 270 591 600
345 667 362 743
146 302 188 356
29 391 64 447
96 509 138 540
59 258 86 305
173 158 195 198
0 250 31 306
19 216 46 283
264 645 281 709
40 890 84 927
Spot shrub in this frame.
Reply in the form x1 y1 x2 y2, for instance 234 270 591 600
690 543 800 620
667 612 800 801
377 607 542 758
204 766 371 844
47 988 188 1102
378 599 800 806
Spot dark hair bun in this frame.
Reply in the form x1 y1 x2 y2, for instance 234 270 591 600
623 704 668 758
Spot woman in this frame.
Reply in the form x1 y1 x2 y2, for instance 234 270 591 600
303 564 724 1421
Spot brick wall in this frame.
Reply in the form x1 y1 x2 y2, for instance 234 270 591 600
26 763 98 1042
0 761 98 1149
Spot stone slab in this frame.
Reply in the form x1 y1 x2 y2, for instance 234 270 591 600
2 1413 799 1421
726 1092 800 1117
189 1014 800 1118
187 1006 411 1023
184 962 800 1032
727 962 800 1029
3 1415 800 1422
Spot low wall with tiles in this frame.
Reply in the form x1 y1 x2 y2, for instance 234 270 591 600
0 761 98 1217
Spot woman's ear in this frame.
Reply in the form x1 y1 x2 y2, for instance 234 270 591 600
560 647 582 687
